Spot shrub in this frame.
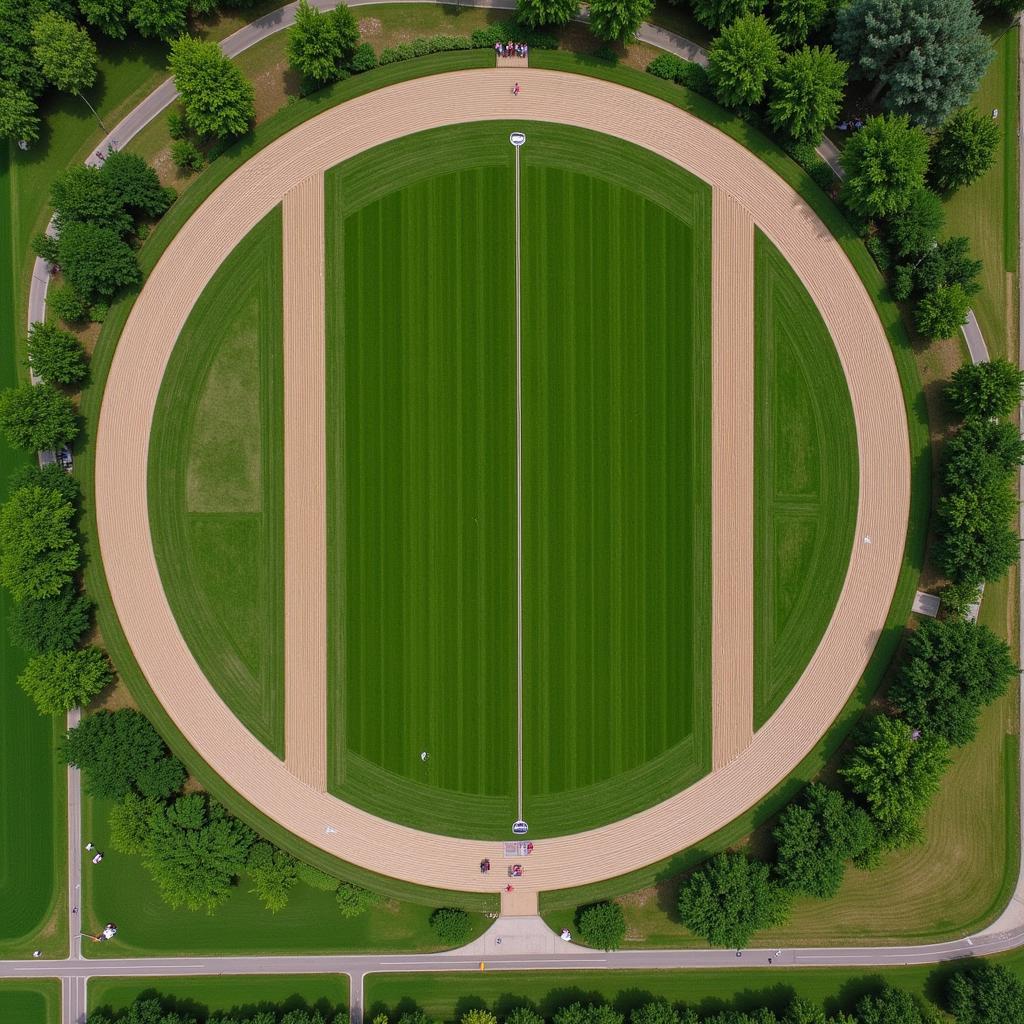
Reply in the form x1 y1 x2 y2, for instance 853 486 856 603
336 881 379 917
247 841 299 912
166 108 188 140
646 53 688 81
349 42 377 73
296 861 340 890
576 900 626 950
429 906 472 945
171 139 204 173
48 285 91 325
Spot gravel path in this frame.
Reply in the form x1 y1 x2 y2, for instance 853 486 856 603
93 67 909 897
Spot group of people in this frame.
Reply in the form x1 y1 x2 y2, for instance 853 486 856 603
837 117 865 131
495 41 529 58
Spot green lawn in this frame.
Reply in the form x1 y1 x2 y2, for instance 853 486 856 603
753 232 858 729
80 795 487 957
0 981 61 1024
322 122 712 838
149 207 285 756
89 975 348 1020
364 954 1024 1022
0 147 67 961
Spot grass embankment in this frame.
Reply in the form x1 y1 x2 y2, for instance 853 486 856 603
149 208 285 756
80 793 484 958
322 121 714 837
753 232 858 729
0 149 67 960
363 954 1024 1022
0 980 61 1024
89 975 348 1019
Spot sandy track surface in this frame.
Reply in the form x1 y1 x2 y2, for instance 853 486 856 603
711 192 755 770
282 175 328 791
95 68 909 896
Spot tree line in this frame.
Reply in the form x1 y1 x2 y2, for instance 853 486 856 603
88 999 347 1024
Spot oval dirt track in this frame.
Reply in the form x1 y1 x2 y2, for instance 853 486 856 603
95 68 910 897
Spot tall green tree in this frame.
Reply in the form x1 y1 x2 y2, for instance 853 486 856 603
9 461 81 508
772 784 876 898
7 584 92 654
587 0 654 42
54 220 141 299
914 282 970 340
839 114 930 219
948 961 1024 1024
335 880 378 917
78 0 129 39
0 383 78 451
59 709 186 799
31 11 104 127
834 0 992 128
707 13 781 110
928 107 1000 194
101 150 174 218
630 1000 679 1024
18 645 112 714
0 484 79 601
140 794 256 912
946 358 1024 419
885 188 944 259
767 44 847 143
0 83 40 143
50 164 133 235
286 0 361 85
554 1004 623 1024
26 321 88 385
517 0 578 27
169 34 255 139
690 0 765 30
576 900 626 950
889 618 1016 746
246 841 298 912
840 716 950 847
678 851 790 947
128 0 188 39
769 0 828 47
854 986 927 1024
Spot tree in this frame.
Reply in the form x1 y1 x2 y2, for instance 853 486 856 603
8 583 92 654
171 139 203 173
840 716 950 846
51 164 133 235
59 708 186 799
48 284 91 325
169 34 256 139
769 0 828 47
31 12 98 96
853 986 926 1024
129 0 189 39
914 282 970 340
0 484 79 602
889 616 1016 746
678 851 790 947
554 1004 623 1024
834 0 993 128
630 1002 678 1024
937 483 1019 584
587 0 654 42
0 383 78 451
18 645 112 714
247 841 298 912
839 114 930 219
772 783 876 898
462 1011 498 1024
0 83 40 143
429 906 472 945
9 461 81 508
101 150 174 219
517 0 578 27
108 791 162 854
885 188 944 259
296 861 339 891
976 0 1022 15
26 321 87 385
928 107 1000 194
707 14 781 111
947 359 1024 420
913 235 981 296
690 0 765 30
140 794 256 912
948 961 1024 1024
335 881 378 917
767 45 847 143
576 900 626 950
286 0 361 86
55 220 141 299
780 1000 826 1024
78 0 129 39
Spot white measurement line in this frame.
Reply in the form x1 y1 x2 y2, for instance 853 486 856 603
513 132 525 822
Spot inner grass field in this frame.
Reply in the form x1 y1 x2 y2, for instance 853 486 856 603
0 980 60 1024
147 120 858 840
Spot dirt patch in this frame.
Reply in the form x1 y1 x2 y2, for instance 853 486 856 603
359 16 383 36
88 678 139 713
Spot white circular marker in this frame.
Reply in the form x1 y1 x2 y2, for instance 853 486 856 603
510 131 527 147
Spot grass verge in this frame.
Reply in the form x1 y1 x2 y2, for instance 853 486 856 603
0 980 61 1024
